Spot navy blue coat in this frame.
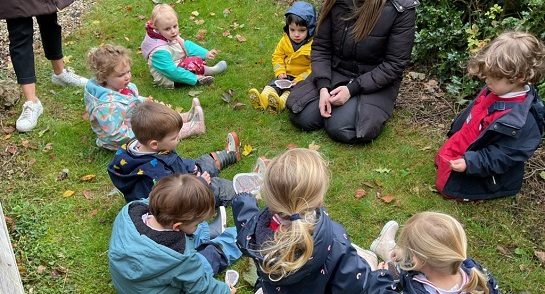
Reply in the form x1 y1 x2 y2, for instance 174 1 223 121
233 194 398 294
397 258 500 294
107 139 196 202
443 86 545 200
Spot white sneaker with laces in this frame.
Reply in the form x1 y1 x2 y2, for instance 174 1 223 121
16 100 43 132
51 68 88 87
370 220 399 261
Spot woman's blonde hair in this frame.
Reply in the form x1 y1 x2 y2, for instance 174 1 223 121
396 212 490 294
468 31 545 84
151 4 178 28
317 0 386 41
87 44 131 86
260 148 330 280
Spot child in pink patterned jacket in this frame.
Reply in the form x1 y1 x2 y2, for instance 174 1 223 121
84 44 205 150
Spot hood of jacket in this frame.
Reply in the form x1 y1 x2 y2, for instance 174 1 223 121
241 207 334 287
141 34 169 60
109 201 191 282
108 141 192 193
84 79 139 108
283 1 317 39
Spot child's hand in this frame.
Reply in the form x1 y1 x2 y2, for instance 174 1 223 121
277 73 287 79
229 285 237 294
198 171 211 184
206 49 219 59
378 261 389 270
449 158 467 172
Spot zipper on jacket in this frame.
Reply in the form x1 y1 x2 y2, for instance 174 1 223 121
339 25 348 57
492 176 496 185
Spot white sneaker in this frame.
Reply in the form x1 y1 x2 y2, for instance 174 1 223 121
233 173 263 196
16 100 43 132
370 220 399 261
51 68 88 87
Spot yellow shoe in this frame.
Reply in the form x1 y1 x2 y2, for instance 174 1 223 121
249 88 267 110
268 91 289 114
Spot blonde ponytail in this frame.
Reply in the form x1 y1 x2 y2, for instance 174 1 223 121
462 267 490 294
261 212 316 280
259 148 329 280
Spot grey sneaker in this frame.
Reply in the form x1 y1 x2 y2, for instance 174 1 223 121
16 100 43 132
51 68 88 87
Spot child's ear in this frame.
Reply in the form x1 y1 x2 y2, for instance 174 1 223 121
171 222 183 231
149 139 159 150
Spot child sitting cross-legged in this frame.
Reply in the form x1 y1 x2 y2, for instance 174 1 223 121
107 101 241 212
368 212 500 294
435 31 545 200
141 4 227 88
85 44 205 151
249 1 316 113
233 148 398 294
109 174 241 294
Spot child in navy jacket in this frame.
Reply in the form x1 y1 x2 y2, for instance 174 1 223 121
108 101 240 203
435 31 545 200
233 148 398 293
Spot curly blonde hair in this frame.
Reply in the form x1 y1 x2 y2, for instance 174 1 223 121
468 31 545 83
259 148 330 280
396 212 490 294
87 44 131 86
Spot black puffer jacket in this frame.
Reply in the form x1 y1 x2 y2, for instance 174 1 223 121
0 0 73 19
313 0 418 95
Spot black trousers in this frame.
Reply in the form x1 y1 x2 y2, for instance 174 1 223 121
289 80 400 144
6 13 63 85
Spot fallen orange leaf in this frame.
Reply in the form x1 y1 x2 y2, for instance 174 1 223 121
380 194 395 203
63 190 75 197
354 188 367 199
80 174 96 182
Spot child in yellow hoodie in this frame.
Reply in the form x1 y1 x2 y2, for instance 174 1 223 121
249 1 316 114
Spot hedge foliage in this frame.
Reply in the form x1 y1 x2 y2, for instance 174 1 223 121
413 0 545 100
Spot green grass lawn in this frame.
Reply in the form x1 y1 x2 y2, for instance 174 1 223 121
1 0 544 293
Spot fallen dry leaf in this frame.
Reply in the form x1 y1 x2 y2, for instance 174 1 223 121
223 30 231 37
90 209 98 217
188 90 203 97
137 14 146 20
37 265 46 274
21 140 30 148
3 134 12 140
308 141 320 151
80 174 96 182
535 251 545 263
63 190 75 197
242 144 253 156
2 126 16 134
6 144 17 155
354 188 367 199
235 34 247 42
287 143 298 149
42 143 53 152
57 168 69 181
223 8 231 16
191 10 199 17
196 29 206 41
195 19 205 25
83 190 92 200
232 102 246 110
380 194 395 203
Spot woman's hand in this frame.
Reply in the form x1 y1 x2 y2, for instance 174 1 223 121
329 86 350 106
319 88 332 118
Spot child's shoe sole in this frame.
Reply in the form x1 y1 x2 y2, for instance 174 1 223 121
249 88 264 110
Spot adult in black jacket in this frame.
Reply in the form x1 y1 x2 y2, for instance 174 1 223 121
286 0 419 143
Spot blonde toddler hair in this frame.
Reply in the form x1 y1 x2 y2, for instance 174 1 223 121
151 4 178 28
396 212 490 294
87 44 131 86
468 31 545 83
260 148 330 280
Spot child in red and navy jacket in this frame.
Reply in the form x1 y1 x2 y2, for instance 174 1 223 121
436 31 545 201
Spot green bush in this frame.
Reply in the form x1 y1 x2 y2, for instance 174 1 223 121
413 0 545 100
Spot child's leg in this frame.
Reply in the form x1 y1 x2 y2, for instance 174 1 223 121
210 177 236 206
370 220 399 262
209 132 241 170
204 60 227 75
194 228 242 275
352 243 378 271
